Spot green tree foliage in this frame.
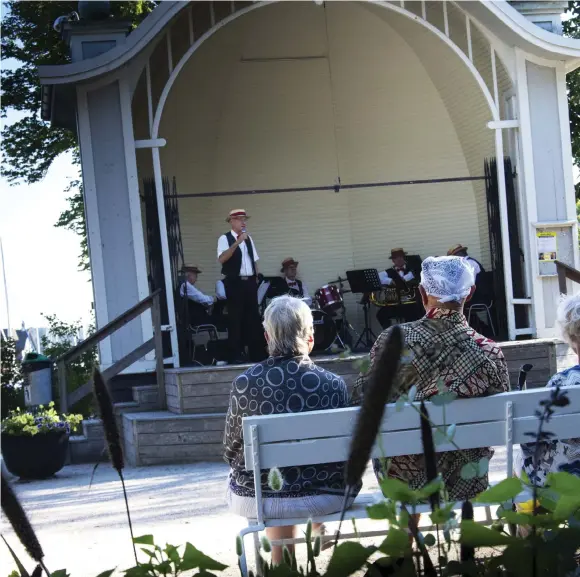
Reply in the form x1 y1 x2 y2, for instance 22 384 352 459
40 314 97 417
564 2 580 198
1 336 24 418
1 1 156 270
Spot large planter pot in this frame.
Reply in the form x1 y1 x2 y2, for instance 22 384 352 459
1 430 69 480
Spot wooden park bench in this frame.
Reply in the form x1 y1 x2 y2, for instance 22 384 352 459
237 385 580 575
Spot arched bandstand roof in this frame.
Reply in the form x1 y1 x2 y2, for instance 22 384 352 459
38 0 580 87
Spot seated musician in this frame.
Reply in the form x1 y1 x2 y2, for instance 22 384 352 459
447 244 485 280
376 248 422 329
280 257 312 307
180 265 219 327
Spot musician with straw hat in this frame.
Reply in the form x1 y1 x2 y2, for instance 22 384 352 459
446 243 485 280
217 209 265 363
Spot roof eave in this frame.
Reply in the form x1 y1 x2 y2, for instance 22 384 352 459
38 0 580 87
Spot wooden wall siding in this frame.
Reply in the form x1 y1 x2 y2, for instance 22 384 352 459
164 341 558 418
150 1 509 336
123 411 225 466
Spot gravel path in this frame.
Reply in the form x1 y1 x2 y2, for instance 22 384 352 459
0 447 513 576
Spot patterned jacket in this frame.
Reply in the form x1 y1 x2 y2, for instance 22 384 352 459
224 355 362 498
352 308 510 500
520 365 580 485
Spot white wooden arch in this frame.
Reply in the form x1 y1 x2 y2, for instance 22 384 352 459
151 0 502 139
143 0 523 367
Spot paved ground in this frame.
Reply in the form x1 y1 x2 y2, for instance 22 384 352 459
0 448 513 577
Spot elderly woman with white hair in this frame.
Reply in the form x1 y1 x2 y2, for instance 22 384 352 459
353 256 510 501
224 295 360 563
519 294 580 485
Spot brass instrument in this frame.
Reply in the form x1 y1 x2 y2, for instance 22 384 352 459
370 279 417 307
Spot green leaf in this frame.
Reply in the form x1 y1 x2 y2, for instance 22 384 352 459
123 567 149 577
430 503 455 524
436 378 447 393
546 471 580 496
423 533 436 547
417 476 443 500
181 543 228 571
366 502 396 521
395 396 406 412
473 477 523 503
408 385 417 403
379 477 420 503
95 571 115 577
553 495 580 520
478 457 490 476
446 424 456 442
460 462 478 480
133 535 155 546
325 542 376 577
379 527 411 557
434 429 447 445
51 572 70 577
430 391 457 406
1 535 30 577
460 520 517 546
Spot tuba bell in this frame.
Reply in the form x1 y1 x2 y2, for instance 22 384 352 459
369 287 400 307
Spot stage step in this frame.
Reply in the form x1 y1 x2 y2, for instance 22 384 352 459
122 411 225 466
164 354 362 415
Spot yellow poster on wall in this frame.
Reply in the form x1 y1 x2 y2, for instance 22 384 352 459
537 231 557 262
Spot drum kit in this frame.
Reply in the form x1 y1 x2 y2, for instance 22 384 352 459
259 276 357 353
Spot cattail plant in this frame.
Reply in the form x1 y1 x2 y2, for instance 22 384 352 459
1 472 50 576
336 326 403 544
93 368 137 564
345 325 403 487
460 500 475 564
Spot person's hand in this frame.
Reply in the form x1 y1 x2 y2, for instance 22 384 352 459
237 232 249 244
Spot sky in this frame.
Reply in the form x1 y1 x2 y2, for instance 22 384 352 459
0 119 93 331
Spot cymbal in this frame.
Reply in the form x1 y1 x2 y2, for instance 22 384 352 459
328 278 349 285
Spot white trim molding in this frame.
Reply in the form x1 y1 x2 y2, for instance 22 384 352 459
37 1 580 87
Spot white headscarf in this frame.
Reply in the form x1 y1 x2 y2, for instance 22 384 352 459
420 256 475 304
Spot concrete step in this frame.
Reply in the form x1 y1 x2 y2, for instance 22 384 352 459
69 383 163 464
122 411 225 466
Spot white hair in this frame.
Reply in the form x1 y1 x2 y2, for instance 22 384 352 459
556 293 580 346
263 295 314 357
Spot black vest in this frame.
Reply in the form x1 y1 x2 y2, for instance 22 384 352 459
286 278 304 298
221 232 256 277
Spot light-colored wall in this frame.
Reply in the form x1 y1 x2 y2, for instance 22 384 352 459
131 2 510 335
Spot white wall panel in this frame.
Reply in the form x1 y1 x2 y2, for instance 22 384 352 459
152 2 504 332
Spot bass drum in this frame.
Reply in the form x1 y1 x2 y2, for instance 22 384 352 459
312 310 337 352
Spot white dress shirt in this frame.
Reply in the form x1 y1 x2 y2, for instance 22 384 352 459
286 277 312 307
379 268 415 286
465 256 481 279
217 230 259 277
180 281 214 307
215 280 227 300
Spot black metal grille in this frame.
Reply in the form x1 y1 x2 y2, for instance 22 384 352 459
141 176 186 360
484 157 527 340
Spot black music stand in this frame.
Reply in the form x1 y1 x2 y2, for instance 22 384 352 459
346 269 382 349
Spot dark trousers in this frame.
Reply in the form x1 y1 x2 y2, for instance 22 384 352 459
223 276 266 362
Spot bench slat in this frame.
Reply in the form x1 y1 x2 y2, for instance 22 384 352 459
242 386 580 447
246 413 580 469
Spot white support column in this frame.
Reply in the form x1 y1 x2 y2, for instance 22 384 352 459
494 127 517 341
152 146 180 368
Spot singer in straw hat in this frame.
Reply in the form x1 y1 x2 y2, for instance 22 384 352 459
217 209 266 363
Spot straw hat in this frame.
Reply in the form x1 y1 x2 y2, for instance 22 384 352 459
447 244 468 256
226 209 250 223
181 265 202 274
280 257 299 273
390 248 407 259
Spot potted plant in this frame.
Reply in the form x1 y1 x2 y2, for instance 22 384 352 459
1 402 83 480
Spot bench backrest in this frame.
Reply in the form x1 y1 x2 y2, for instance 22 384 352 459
243 386 580 474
